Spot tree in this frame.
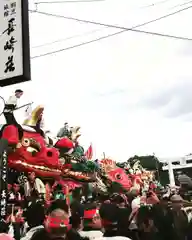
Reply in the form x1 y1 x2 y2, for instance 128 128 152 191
127 155 169 185
128 155 163 171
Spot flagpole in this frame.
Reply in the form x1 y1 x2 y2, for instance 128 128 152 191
85 143 93 160
15 102 33 110
90 142 93 160
93 142 96 160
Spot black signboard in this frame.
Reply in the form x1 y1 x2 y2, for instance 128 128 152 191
0 0 31 86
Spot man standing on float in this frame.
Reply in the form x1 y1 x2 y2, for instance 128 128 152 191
4 89 23 125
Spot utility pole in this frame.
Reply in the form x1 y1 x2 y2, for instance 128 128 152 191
167 160 175 186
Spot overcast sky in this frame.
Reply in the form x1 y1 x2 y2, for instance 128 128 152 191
1 0 192 161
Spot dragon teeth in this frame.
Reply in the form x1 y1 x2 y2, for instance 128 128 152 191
13 161 91 178
14 160 61 173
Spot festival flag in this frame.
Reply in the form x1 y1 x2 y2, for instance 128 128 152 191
85 144 93 160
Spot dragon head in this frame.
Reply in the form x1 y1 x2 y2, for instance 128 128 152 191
100 158 132 191
1 106 61 177
8 130 61 177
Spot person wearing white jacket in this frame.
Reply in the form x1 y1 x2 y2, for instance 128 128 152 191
24 172 45 200
4 89 23 125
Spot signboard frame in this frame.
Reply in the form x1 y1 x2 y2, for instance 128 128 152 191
0 0 31 87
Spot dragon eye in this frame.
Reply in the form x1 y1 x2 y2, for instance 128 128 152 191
22 138 30 147
115 173 122 180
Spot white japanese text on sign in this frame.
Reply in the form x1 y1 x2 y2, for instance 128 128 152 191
0 150 7 218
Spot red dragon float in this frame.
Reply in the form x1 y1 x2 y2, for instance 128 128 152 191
0 105 96 186
0 103 155 196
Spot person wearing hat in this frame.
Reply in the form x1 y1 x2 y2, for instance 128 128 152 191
169 195 188 240
170 195 184 210
30 200 71 240
78 203 103 240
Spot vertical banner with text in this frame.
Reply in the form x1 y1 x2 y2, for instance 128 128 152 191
0 139 8 221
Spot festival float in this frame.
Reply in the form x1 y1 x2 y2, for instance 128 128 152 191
0 105 98 193
0 101 159 202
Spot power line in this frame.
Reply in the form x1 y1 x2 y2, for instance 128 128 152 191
31 27 192 59
31 30 124 58
32 27 105 48
35 0 105 4
30 1 172 50
30 4 192 59
141 0 171 9
170 0 192 9
31 4 192 31
29 0 186 48
34 0 170 8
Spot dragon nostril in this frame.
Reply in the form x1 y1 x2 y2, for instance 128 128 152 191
47 151 53 157
31 151 37 157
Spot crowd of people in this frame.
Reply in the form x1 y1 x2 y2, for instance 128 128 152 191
1 169 192 240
